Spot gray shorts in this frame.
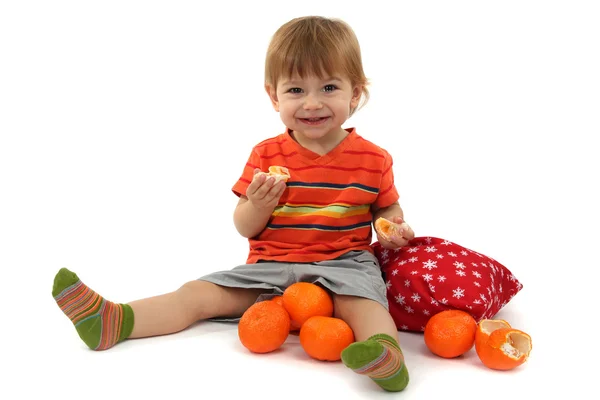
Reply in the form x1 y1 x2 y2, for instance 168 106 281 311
198 250 388 321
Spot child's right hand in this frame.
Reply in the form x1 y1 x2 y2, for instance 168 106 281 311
247 168 287 210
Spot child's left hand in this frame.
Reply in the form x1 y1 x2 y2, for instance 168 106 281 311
376 216 415 249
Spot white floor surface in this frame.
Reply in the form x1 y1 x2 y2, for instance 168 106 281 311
2 1 598 399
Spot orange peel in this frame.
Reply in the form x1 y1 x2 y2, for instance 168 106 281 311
475 319 532 370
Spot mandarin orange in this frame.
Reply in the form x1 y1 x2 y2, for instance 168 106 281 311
374 217 409 242
374 217 399 241
258 165 290 182
282 282 333 329
424 309 477 358
271 296 284 307
268 165 290 181
299 316 355 361
271 296 301 332
238 300 290 354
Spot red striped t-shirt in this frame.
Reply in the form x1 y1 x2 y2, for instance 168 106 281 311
232 127 399 263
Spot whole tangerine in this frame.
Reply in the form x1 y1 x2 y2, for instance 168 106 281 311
282 282 333 329
299 316 355 361
271 296 284 307
271 296 301 332
424 309 477 358
238 300 290 354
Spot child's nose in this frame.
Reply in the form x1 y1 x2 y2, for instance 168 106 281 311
303 93 323 110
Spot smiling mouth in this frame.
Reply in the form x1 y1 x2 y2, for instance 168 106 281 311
299 117 329 125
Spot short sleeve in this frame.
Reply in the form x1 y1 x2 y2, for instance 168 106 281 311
232 148 262 198
373 151 399 209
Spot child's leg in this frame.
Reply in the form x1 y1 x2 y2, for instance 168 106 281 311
334 295 409 392
127 279 263 338
52 268 265 350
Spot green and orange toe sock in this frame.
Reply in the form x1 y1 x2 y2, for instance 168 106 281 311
341 333 409 392
52 268 134 350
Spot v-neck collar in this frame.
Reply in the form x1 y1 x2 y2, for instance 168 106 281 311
282 127 357 166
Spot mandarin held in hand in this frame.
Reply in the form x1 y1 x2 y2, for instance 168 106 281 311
238 300 290 354
374 217 408 242
424 309 477 358
475 319 532 370
257 165 291 183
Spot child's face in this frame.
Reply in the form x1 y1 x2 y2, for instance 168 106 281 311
266 74 362 142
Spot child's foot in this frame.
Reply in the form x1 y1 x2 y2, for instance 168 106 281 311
341 333 409 392
52 268 134 350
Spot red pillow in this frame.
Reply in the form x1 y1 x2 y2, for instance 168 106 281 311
372 237 523 332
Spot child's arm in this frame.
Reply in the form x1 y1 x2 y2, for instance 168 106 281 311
233 171 287 238
372 201 404 223
233 196 275 238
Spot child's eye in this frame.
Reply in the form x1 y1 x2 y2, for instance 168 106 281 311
323 84 337 92
288 88 302 94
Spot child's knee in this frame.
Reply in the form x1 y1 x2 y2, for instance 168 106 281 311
333 294 383 316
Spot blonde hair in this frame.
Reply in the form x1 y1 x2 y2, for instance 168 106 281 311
265 16 370 115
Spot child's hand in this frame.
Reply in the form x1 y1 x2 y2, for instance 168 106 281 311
376 216 415 249
247 168 287 210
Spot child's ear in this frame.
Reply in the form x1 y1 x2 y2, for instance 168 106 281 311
350 85 363 109
265 84 280 112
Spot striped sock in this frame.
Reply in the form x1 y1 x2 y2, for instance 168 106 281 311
341 333 409 392
52 268 134 350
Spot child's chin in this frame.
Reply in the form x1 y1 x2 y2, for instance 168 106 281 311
295 125 334 137
303 129 328 136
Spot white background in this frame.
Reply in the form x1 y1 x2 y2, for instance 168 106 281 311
1 1 598 399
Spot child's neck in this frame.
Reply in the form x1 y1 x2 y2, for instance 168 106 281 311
290 127 350 156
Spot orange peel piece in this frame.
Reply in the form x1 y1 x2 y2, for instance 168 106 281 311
475 319 532 370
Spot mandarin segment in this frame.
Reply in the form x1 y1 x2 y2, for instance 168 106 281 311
238 300 290 354
374 217 397 241
258 165 291 182
423 309 477 358
374 217 409 241
268 165 290 180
